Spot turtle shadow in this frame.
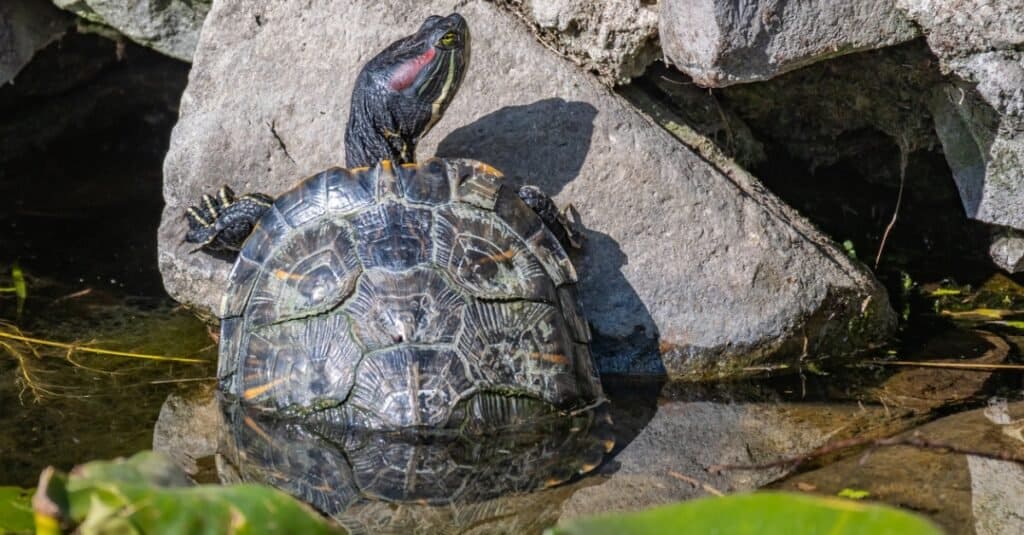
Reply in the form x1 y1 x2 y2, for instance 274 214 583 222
436 97 595 196
438 98 665 476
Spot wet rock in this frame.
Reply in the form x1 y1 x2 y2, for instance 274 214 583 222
152 385 222 481
776 401 1024 535
0 0 71 85
52 0 210 61
989 229 1024 273
659 0 919 87
868 329 1009 415
493 0 659 85
558 400 904 519
158 0 895 378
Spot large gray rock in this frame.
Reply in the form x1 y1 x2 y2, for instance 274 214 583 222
0 0 71 85
659 0 919 87
898 0 1024 267
53 0 210 61
158 0 895 378
500 0 660 85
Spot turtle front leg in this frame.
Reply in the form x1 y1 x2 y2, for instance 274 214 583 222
517 185 583 250
184 186 274 258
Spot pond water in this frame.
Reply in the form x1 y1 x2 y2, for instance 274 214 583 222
3 36 1024 535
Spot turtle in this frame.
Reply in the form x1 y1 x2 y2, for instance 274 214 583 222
218 398 614 534
182 13 604 430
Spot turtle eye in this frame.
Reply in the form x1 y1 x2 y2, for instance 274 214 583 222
438 31 457 47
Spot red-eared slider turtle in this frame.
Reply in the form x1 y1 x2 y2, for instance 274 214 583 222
182 13 603 430
219 400 614 534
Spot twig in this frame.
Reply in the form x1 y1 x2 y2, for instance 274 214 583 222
864 360 1024 372
150 377 216 384
874 138 909 269
668 470 725 496
707 431 1024 476
0 331 205 363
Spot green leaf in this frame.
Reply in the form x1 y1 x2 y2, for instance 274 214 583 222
35 451 347 535
842 240 858 259
838 488 871 500
546 492 942 535
0 486 35 534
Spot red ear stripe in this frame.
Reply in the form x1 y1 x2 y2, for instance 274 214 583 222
388 47 437 91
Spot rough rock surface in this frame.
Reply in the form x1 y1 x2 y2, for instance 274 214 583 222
494 0 660 85
898 0 1024 251
52 0 210 61
659 0 920 87
158 0 895 378
0 0 71 85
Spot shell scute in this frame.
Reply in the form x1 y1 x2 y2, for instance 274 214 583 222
452 161 500 210
245 220 361 326
221 254 262 318
344 267 465 351
351 202 433 271
276 170 330 227
326 167 376 215
457 301 579 407
525 227 577 285
433 204 555 303
347 347 475 428
241 313 362 410
398 158 451 205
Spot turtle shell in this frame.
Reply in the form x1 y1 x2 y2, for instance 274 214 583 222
218 158 603 429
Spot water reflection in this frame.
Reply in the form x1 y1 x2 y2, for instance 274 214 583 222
216 398 614 534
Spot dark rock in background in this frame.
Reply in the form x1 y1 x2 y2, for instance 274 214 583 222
658 0 920 87
0 0 71 85
51 0 210 61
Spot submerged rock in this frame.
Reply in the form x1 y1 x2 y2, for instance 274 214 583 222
157 0 895 378
659 0 919 87
52 0 210 61
558 399 909 519
0 0 71 85
776 401 1024 535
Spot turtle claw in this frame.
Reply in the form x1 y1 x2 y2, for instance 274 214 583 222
517 185 583 251
183 185 273 259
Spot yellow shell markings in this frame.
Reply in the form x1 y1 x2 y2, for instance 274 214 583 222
272 269 305 282
243 376 289 401
528 352 571 366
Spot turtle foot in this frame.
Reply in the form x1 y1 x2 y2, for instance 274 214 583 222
517 185 583 250
184 186 273 259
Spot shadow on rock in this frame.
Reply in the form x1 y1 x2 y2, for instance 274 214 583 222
437 97 595 195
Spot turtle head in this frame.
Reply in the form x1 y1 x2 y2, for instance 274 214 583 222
345 13 471 168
